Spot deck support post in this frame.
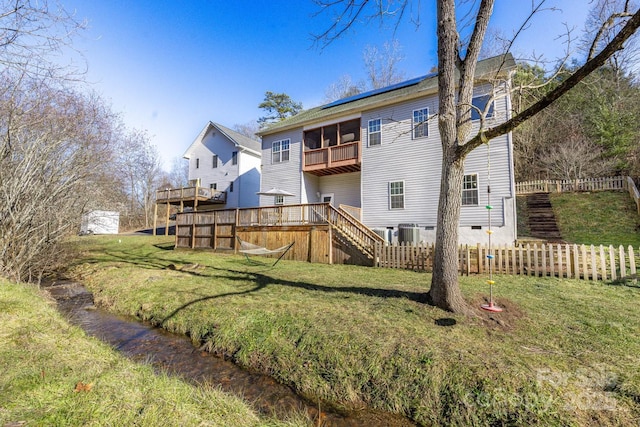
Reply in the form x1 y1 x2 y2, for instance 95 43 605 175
165 202 170 236
153 203 158 236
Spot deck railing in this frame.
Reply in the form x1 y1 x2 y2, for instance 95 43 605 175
303 141 360 169
236 203 330 226
327 204 384 258
156 186 226 203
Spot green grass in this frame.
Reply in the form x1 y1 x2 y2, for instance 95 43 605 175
551 191 640 246
0 277 306 427
65 235 640 426
516 191 640 246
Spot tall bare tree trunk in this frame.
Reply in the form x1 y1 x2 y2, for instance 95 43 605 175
430 152 468 313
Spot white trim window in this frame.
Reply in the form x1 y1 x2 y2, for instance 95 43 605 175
195 158 200 169
274 195 284 205
462 174 479 206
368 118 381 146
412 108 429 139
389 181 405 209
272 139 290 163
232 151 238 165
471 95 494 121
212 154 218 168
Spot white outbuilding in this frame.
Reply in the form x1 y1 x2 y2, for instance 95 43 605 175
80 210 120 235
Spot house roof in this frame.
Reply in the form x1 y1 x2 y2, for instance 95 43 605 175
258 53 516 137
183 121 262 159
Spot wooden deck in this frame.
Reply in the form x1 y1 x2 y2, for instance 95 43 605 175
156 186 227 208
173 203 383 266
154 186 227 236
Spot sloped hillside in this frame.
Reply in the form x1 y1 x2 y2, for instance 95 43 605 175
517 191 640 246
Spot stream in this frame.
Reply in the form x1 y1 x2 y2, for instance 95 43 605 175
45 280 416 427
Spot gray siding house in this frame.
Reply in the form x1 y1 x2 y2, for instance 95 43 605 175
183 121 261 209
258 55 517 245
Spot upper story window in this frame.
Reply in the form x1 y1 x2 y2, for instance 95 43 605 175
272 139 290 163
471 95 494 121
210 183 217 190
229 182 234 192
232 151 238 165
212 155 218 168
413 108 429 139
274 195 284 205
368 118 381 146
389 181 405 209
462 174 479 206
195 158 200 169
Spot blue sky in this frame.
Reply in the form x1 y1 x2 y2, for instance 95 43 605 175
62 1 591 170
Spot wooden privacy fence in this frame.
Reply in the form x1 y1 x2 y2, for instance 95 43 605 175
375 242 639 282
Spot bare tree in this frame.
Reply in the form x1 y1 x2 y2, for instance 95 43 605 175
364 39 407 89
233 120 261 141
323 40 406 102
166 156 189 188
0 74 118 281
314 0 640 313
116 129 162 229
323 73 366 103
0 0 87 78
538 124 616 180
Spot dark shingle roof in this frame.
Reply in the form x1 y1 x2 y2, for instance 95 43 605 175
183 121 262 159
258 53 515 136
213 122 261 153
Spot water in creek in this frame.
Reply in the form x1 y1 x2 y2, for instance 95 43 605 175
45 281 416 427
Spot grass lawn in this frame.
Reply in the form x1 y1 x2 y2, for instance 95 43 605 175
550 191 640 246
66 235 640 426
0 278 304 426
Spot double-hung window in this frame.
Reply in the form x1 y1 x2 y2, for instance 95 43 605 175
231 151 238 165
274 195 284 205
389 181 405 209
471 95 494 121
462 174 479 205
272 139 290 163
412 108 429 139
195 158 200 169
368 118 381 146
212 155 218 168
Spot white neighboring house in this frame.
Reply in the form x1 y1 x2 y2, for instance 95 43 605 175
80 210 119 235
183 121 261 209
257 54 518 245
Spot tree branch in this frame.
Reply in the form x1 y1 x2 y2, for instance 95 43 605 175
457 8 640 160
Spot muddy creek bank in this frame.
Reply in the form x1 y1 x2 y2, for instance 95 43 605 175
45 280 415 427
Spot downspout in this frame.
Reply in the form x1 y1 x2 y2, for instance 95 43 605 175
505 71 518 243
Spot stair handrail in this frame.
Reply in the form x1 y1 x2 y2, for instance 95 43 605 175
326 205 384 257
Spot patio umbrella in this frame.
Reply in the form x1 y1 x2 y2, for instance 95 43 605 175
256 188 295 197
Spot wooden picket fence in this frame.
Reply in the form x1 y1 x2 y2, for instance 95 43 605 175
374 242 639 282
515 176 627 194
515 175 640 215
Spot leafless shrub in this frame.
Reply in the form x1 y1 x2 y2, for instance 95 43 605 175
0 73 117 282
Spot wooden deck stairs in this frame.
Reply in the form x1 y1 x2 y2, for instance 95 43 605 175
324 205 385 261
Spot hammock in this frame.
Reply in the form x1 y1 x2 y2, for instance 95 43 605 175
236 237 295 266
